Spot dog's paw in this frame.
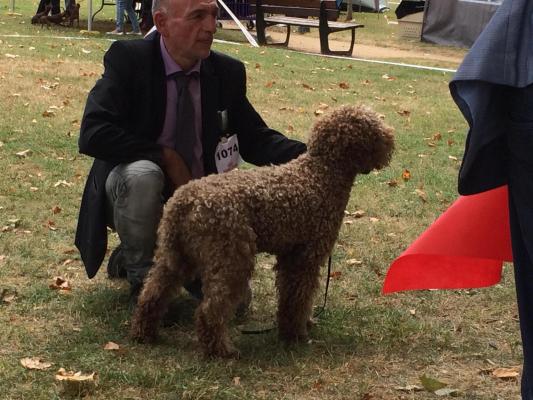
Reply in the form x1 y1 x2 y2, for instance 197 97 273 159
130 320 159 344
278 330 308 344
205 344 240 359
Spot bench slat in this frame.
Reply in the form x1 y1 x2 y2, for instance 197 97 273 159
249 0 338 10
250 5 338 19
264 16 320 27
264 15 363 29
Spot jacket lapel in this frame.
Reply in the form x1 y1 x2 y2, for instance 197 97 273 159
200 55 222 175
150 33 167 141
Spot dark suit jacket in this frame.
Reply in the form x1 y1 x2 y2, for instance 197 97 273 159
75 33 306 278
449 0 533 195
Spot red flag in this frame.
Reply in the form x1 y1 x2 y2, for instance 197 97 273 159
383 185 513 294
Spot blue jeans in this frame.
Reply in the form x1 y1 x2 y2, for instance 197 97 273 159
115 0 140 32
105 160 165 286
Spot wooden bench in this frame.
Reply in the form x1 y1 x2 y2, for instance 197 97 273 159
249 0 364 56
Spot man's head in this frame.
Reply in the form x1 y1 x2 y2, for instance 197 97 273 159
153 0 218 71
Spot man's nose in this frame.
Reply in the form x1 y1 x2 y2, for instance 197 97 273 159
204 14 217 33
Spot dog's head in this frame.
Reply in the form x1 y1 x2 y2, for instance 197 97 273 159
307 105 394 174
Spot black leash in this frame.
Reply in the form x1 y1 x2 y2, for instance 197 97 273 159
240 255 333 335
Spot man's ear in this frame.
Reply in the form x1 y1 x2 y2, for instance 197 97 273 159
153 11 167 35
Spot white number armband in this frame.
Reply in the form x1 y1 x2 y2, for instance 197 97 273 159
215 134 241 173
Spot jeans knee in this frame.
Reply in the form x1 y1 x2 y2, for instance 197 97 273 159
124 169 165 206
107 160 165 210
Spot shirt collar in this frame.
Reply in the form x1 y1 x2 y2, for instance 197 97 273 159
160 35 201 77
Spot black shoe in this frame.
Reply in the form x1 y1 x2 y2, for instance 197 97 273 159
107 245 127 279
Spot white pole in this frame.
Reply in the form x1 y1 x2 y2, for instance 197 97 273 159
10 0 15 12
217 0 259 47
88 0 93 31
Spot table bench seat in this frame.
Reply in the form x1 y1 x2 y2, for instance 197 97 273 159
250 0 364 55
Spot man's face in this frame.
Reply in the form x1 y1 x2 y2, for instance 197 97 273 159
155 0 218 70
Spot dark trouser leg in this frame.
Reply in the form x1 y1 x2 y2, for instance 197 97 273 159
37 0 59 14
507 84 533 399
509 198 533 400
37 0 47 13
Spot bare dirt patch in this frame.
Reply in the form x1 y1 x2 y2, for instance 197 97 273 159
268 31 464 64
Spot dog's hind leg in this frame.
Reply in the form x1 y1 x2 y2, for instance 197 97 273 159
275 246 325 343
130 249 187 342
195 237 255 358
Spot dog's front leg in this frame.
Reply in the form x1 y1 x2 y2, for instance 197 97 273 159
275 248 323 343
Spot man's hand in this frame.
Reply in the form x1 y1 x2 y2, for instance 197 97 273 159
161 147 192 191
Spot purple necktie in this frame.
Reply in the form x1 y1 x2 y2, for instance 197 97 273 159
173 71 198 172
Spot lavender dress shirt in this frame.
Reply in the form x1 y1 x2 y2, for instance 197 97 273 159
157 36 205 179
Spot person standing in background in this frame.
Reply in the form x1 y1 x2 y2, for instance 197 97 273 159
450 0 533 398
107 0 142 35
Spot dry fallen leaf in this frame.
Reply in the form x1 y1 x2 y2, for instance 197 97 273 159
55 368 98 396
414 189 428 202
233 376 241 386
1 288 17 304
329 271 342 278
52 205 62 214
15 149 32 158
397 110 411 117
103 341 120 351
53 180 72 188
49 276 72 291
346 259 362 266
492 366 520 379
47 220 57 231
402 169 411 181
338 82 350 89
387 179 398 187
395 384 423 392
353 210 366 218
20 357 53 370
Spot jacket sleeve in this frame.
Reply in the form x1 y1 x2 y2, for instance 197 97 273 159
229 62 307 166
78 41 163 165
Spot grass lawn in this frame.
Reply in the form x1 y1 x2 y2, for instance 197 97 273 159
0 2 522 400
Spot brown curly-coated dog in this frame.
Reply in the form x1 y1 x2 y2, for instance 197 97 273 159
131 105 394 357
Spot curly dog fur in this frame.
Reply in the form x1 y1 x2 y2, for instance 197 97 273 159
131 105 394 357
